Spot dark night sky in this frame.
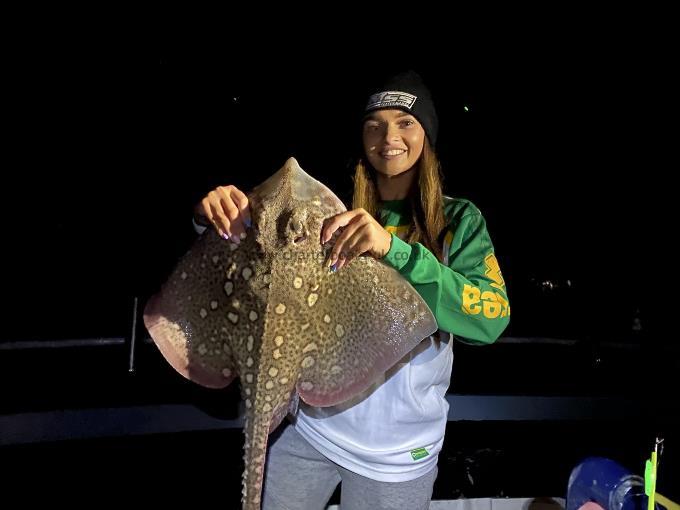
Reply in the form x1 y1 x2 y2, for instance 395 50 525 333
0 19 676 503
0 28 667 350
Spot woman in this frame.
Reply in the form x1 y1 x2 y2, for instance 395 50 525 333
194 71 510 510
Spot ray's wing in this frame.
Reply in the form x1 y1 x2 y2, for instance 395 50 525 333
266 250 438 407
143 230 268 389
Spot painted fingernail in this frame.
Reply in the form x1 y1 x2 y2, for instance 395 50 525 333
244 218 252 228
230 235 240 244
221 232 229 241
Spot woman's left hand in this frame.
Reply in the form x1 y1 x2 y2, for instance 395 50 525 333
321 208 392 271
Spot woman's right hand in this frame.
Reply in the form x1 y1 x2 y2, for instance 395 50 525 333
195 185 251 244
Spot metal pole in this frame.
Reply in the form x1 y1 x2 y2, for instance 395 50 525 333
128 296 138 373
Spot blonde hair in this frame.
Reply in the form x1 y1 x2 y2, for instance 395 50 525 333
351 140 447 261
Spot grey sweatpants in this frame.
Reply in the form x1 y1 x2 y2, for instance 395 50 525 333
262 423 438 510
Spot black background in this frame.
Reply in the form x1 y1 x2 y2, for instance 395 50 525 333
1 17 676 505
1 32 664 345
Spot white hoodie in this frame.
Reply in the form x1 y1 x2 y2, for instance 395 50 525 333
293 331 453 482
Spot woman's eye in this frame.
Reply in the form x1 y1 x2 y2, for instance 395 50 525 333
401 119 414 127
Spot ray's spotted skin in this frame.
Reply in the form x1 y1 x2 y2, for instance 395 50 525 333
143 158 437 510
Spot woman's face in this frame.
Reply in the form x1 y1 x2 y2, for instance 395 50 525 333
362 109 425 177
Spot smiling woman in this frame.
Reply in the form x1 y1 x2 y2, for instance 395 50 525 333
191 70 510 510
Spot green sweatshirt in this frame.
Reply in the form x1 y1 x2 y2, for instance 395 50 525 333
378 196 510 345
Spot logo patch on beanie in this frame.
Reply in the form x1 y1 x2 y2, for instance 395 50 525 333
366 91 417 111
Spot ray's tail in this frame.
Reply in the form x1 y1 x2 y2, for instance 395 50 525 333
241 407 273 510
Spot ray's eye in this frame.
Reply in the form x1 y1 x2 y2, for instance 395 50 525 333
290 219 306 243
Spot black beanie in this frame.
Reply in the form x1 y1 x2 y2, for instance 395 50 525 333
364 70 438 146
